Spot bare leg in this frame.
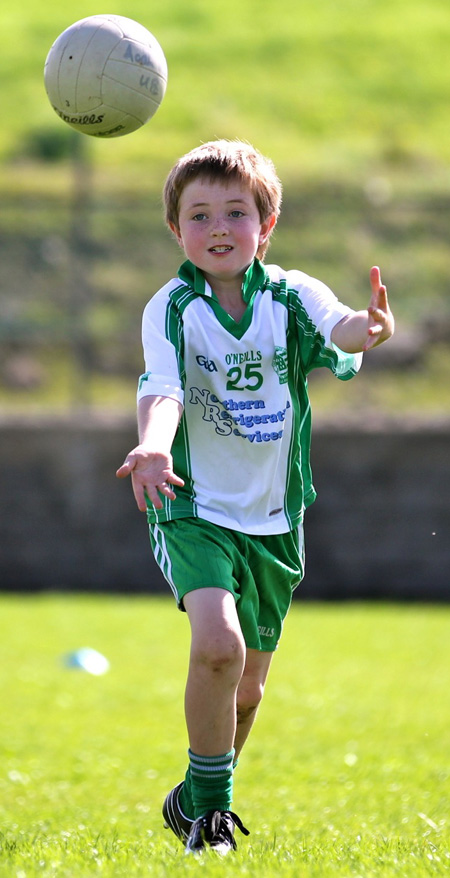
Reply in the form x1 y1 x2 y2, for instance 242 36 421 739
183 588 246 756
234 648 274 759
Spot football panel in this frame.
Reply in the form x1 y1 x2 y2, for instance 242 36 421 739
45 23 106 111
51 103 133 137
108 36 168 81
102 62 166 119
94 112 147 137
69 23 124 111
44 33 83 109
103 15 166 48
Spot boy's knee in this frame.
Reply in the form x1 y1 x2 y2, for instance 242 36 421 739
191 629 245 676
236 679 265 720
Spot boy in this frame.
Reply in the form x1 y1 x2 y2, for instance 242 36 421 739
116 140 394 855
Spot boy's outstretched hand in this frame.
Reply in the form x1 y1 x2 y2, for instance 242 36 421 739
364 266 395 351
331 266 394 354
116 447 184 512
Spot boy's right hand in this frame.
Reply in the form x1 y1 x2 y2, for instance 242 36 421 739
116 446 185 512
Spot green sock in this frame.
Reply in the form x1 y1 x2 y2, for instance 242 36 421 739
178 766 194 819
188 748 235 818
179 754 238 819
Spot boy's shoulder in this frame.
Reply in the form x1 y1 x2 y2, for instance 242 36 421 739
142 274 193 317
264 263 332 296
143 263 335 320
152 274 190 300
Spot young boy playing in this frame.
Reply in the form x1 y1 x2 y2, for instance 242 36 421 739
116 139 394 855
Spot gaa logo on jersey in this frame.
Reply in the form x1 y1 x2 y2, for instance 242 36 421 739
196 354 218 373
272 347 288 384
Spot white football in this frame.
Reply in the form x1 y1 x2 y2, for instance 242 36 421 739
44 14 168 138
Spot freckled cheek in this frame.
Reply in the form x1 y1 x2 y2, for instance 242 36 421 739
179 227 205 256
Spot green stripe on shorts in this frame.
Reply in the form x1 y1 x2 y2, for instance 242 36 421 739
148 517 304 651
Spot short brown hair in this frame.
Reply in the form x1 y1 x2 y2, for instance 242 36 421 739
163 139 282 260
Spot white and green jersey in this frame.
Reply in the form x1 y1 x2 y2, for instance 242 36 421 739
138 258 362 535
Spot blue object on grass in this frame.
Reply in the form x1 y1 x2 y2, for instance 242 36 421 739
64 647 110 675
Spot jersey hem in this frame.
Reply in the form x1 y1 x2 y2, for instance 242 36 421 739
146 505 306 535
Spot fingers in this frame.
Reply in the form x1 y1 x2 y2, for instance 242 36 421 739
133 475 185 512
116 448 142 479
367 304 386 323
115 458 134 479
130 477 171 513
166 473 185 488
116 447 185 511
118 464 185 512
363 326 383 351
369 265 387 303
115 453 149 511
134 479 176 512
154 473 185 503
369 265 393 318
132 478 149 513
370 265 382 290
365 267 394 350
369 266 391 333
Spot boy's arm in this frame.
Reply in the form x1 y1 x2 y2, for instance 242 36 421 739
331 266 394 354
116 395 184 512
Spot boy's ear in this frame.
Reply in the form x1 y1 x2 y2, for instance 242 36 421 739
169 222 183 247
259 213 277 245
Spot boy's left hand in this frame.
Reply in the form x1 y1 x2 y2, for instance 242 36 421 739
364 266 395 351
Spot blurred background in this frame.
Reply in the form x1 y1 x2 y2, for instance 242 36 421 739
1 0 449 597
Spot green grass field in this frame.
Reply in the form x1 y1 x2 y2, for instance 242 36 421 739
0 595 448 876
2 0 450 175
1 0 450 414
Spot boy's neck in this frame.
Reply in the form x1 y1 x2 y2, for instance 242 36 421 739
214 287 247 322
204 271 244 299
203 270 247 320
178 258 266 321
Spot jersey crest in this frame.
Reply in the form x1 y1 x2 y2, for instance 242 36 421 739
272 347 289 384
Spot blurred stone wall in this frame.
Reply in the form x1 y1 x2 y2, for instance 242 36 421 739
0 414 448 600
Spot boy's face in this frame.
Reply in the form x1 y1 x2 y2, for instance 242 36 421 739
170 177 275 290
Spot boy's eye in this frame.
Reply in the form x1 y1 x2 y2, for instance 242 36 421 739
192 213 207 221
230 210 244 218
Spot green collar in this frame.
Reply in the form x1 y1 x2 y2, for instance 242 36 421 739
178 258 267 304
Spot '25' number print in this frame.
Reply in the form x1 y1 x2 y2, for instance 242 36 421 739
226 363 263 392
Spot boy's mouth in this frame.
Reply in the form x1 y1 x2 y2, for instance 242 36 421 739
209 245 233 253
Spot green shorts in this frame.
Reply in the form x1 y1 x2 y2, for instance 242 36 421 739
148 517 304 652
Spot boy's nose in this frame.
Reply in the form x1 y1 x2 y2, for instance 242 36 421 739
211 217 228 235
